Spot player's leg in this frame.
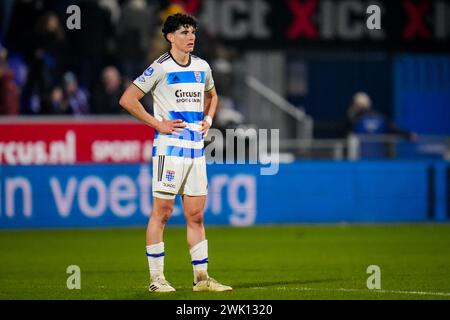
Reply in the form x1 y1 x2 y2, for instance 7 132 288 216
146 194 174 245
183 194 206 248
182 194 208 280
182 195 232 292
146 154 184 292
146 192 176 292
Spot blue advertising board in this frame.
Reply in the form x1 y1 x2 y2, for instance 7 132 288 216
0 161 447 229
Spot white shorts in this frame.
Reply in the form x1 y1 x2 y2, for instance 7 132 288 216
152 155 208 199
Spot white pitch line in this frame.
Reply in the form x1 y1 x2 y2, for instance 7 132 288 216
249 286 450 297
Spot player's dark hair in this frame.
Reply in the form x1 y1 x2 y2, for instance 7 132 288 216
162 13 198 43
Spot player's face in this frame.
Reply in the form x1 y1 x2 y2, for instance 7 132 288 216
171 25 196 53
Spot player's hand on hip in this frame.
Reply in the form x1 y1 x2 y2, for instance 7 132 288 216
156 119 186 135
199 120 211 136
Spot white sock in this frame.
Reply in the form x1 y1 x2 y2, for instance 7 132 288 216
190 239 209 284
146 242 165 281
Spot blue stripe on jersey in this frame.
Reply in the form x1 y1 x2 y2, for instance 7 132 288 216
154 129 202 142
166 71 206 85
171 128 203 142
169 111 203 123
152 146 204 158
192 258 209 265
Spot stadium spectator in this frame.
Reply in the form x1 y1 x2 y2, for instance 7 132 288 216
54 71 89 115
92 66 125 114
7 52 28 90
49 86 66 114
0 46 20 115
34 12 67 86
19 12 67 115
347 92 417 140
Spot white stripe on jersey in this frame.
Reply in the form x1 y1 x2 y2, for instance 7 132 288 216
184 122 202 131
153 135 204 149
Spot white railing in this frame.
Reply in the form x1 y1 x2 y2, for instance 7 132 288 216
245 76 314 142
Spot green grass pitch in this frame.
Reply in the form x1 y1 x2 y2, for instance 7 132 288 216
1 224 450 300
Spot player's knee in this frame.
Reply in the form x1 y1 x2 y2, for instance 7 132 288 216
153 204 173 224
186 209 204 226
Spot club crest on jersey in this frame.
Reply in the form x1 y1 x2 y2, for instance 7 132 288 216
194 71 202 83
144 67 154 77
165 170 175 182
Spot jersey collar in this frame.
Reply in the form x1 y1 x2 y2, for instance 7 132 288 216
169 51 191 68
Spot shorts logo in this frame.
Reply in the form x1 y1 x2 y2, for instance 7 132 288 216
166 170 175 182
143 67 154 77
163 182 176 189
137 76 145 82
194 71 202 83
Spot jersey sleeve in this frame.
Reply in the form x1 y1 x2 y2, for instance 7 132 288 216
205 64 215 92
132 63 164 94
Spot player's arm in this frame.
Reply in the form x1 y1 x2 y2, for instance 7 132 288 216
200 86 218 135
119 84 185 135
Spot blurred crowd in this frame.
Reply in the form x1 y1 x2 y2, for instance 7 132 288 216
0 0 238 119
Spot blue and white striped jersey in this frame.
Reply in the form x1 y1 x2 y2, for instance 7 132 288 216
133 52 214 159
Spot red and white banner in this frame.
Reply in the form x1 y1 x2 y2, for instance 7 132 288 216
0 118 155 165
